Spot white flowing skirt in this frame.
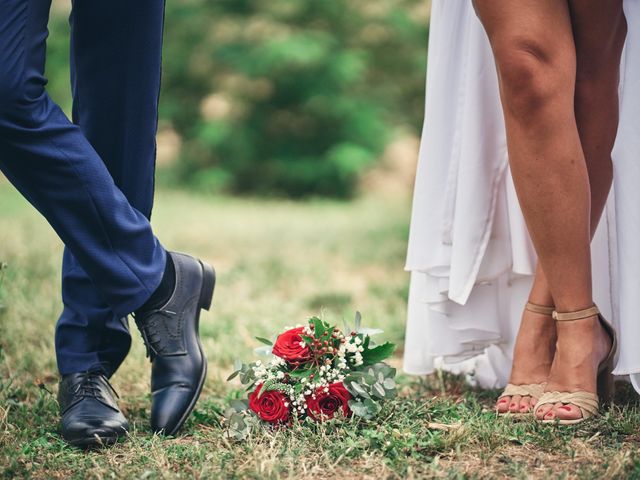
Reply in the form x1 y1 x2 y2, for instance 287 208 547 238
404 0 640 391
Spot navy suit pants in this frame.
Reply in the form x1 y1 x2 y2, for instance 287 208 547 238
0 0 167 376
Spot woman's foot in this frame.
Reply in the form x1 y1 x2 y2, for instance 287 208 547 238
534 313 612 422
496 306 557 414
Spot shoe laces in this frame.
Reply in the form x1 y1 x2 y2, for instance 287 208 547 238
71 371 119 402
134 311 175 360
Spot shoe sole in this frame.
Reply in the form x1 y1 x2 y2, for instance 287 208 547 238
541 418 590 425
163 261 215 437
65 434 122 449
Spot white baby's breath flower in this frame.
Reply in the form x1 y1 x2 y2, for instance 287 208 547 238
354 351 363 366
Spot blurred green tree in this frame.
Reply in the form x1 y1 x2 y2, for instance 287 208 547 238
46 0 429 198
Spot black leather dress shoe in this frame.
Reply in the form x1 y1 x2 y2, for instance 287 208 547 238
58 372 129 448
135 251 215 436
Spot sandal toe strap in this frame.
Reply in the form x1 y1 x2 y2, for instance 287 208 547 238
499 383 546 400
534 391 600 419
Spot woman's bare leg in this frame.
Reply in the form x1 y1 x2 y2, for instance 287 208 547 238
472 0 611 420
498 0 626 412
536 0 626 421
496 265 555 414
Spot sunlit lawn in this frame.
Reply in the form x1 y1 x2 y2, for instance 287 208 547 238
2 180 640 479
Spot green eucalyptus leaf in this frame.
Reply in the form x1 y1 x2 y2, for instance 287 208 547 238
225 412 250 441
238 364 257 385
348 400 370 418
349 381 370 399
348 398 380 420
385 389 397 400
357 327 384 336
230 418 244 431
230 399 249 412
373 383 386 398
255 336 273 346
343 319 351 335
363 374 376 385
383 378 396 390
343 373 360 387
254 346 272 356
226 370 240 382
363 398 382 414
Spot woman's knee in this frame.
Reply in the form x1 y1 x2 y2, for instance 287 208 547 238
492 38 574 119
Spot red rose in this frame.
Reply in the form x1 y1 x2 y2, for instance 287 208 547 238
272 327 311 363
248 385 290 424
306 382 352 421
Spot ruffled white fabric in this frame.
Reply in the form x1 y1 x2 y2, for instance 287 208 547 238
403 0 639 389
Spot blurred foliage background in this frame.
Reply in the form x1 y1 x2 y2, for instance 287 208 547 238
46 0 429 198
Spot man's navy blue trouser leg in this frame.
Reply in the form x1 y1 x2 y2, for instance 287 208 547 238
0 0 166 371
55 0 166 376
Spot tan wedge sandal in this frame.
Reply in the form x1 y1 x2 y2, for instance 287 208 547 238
533 305 617 425
496 302 554 417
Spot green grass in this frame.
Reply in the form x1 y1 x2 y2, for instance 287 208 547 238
2 180 640 479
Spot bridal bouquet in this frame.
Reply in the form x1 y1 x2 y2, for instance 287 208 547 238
224 313 396 439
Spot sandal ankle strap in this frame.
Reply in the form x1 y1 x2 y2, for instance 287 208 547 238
552 305 600 321
525 302 555 316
